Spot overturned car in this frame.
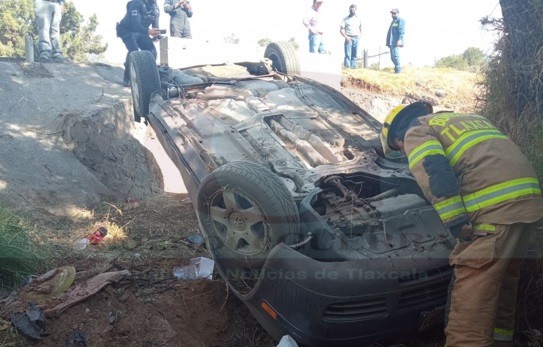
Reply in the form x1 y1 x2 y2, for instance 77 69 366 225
128 42 455 346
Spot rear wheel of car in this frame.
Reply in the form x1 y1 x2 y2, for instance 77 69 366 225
129 51 160 122
264 41 300 75
196 161 300 269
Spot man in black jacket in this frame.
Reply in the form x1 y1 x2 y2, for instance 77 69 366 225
116 0 161 87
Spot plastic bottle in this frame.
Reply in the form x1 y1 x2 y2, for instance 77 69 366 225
73 238 89 251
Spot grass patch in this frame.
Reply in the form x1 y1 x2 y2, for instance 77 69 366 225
0 207 49 290
342 66 484 113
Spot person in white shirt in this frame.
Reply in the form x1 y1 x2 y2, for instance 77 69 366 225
340 4 362 68
302 0 326 54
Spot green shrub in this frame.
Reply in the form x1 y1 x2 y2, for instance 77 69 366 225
0 208 45 290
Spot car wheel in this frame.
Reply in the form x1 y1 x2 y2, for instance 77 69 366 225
129 51 160 122
196 161 300 269
264 41 300 75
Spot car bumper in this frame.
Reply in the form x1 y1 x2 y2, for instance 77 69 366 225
216 242 452 346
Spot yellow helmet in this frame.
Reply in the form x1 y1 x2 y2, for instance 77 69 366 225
380 101 433 158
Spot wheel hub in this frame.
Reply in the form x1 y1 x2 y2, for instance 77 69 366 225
228 212 246 231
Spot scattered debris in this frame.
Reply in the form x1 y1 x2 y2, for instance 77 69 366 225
172 257 214 280
276 335 299 347
63 328 87 347
88 227 108 245
10 303 47 341
185 233 205 245
73 227 108 250
19 266 76 303
73 238 90 251
44 270 131 316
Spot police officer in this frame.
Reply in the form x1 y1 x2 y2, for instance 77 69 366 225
116 0 161 87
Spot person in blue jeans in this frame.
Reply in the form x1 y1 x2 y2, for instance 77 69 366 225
116 0 161 87
340 4 362 69
34 0 67 62
385 8 405 74
302 0 326 54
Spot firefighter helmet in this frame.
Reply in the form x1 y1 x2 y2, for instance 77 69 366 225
380 101 433 157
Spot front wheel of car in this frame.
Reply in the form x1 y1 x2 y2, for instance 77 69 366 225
129 51 160 122
264 41 300 75
196 161 300 269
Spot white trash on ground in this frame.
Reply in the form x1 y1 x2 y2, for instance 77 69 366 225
172 256 215 279
276 335 299 347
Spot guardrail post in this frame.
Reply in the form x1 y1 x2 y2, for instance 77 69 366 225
25 35 34 63
363 49 368 69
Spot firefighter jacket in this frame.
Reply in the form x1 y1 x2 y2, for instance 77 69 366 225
403 113 543 230
117 0 160 38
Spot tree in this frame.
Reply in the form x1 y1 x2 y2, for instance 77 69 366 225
60 3 107 62
462 47 486 68
481 1 543 175
435 54 469 71
0 0 35 57
287 37 299 51
495 0 543 120
435 47 486 71
224 33 239 44
258 37 271 47
0 0 106 61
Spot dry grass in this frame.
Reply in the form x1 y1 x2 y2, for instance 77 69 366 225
342 66 484 113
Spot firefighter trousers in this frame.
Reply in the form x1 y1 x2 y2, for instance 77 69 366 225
444 222 537 347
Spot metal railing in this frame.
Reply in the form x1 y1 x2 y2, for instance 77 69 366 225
360 47 389 69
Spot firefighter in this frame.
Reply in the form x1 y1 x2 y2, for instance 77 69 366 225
380 101 543 346
116 0 161 87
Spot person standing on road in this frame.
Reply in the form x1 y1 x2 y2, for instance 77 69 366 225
163 0 193 38
116 0 161 87
380 101 543 346
385 8 405 74
302 0 326 54
340 4 362 69
34 0 68 62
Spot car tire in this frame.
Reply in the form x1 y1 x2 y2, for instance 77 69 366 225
264 41 300 75
196 161 300 269
129 51 160 122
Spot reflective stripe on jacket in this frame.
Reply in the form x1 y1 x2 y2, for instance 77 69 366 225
404 113 543 228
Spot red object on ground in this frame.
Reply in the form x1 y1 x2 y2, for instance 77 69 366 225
88 227 108 245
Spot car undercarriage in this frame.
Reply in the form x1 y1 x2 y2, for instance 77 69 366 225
128 42 455 346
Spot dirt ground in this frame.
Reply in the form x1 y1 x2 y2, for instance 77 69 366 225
1 193 277 347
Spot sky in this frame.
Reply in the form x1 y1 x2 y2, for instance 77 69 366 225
71 0 502 68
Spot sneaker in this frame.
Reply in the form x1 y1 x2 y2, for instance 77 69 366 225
38 53 51 62
52 55 70 63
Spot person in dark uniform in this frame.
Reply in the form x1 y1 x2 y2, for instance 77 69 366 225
116 0 161 87
163 0 193 39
